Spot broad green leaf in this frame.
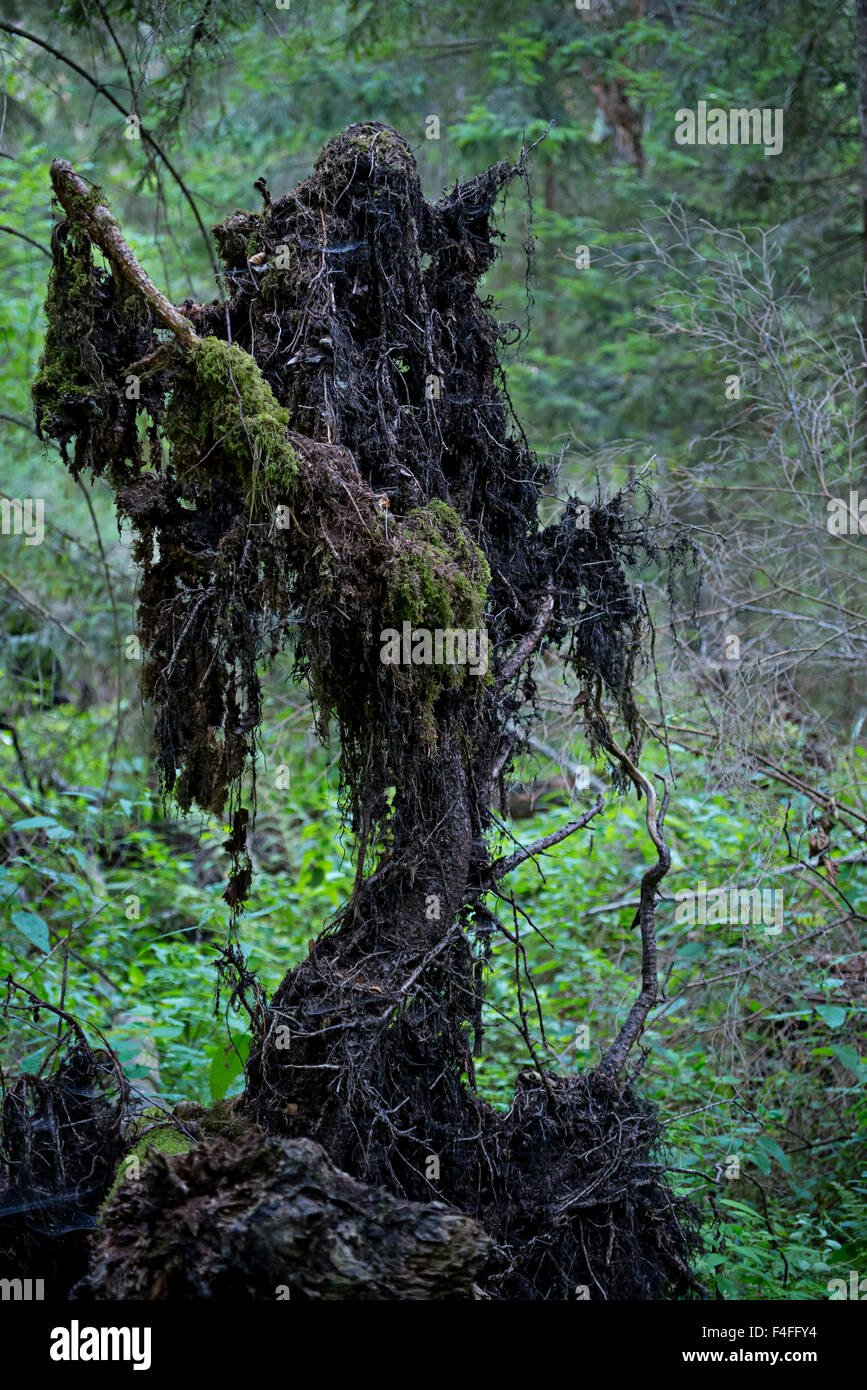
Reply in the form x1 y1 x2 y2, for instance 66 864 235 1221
813 1004 847 1029
832 1046 863 1076
10 909 50 953
208 1034 250 1102
758 1135 792 1174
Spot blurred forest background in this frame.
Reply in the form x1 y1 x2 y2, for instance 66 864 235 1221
1 0 865 1299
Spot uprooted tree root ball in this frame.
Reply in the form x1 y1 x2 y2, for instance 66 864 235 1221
0 985 131 1293
13 123 704 1299
481 1071 701 1299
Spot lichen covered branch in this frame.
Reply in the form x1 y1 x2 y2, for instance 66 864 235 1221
50 159 198 348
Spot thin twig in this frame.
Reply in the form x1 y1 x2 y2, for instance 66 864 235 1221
0 569 86 646
0 21 219 280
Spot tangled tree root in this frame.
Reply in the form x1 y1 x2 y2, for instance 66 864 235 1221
0 995 130 1293
480 1070 702 1300
24 124 705 1301
73 1068 700 1302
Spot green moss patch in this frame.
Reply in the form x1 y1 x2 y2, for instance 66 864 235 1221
104 1099 251 1207
166 336 298 492
104 1121 194 1204
387 499 490 634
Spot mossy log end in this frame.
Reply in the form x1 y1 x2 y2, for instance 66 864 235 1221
79 1131 489 1301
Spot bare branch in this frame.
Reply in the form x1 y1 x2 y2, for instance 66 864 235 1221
50 159 198 349
0 412 39 434
0 20 219 280
588 690 671 1082
496 592 554 686
0 568 86 646
0 223 50 256
487 795 604 883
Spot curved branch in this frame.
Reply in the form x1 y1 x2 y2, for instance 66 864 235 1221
596 795 670 1084
591 692 671 1082
0 223 51 256
0 412 39 434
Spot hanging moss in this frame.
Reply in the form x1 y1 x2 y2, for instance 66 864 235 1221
31 223 109 452
32 120 657 865
32 218 160 477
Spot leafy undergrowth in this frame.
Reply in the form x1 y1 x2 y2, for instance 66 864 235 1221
0 703 352 1107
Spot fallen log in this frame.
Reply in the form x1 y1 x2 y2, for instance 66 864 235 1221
79 1131 489 1301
